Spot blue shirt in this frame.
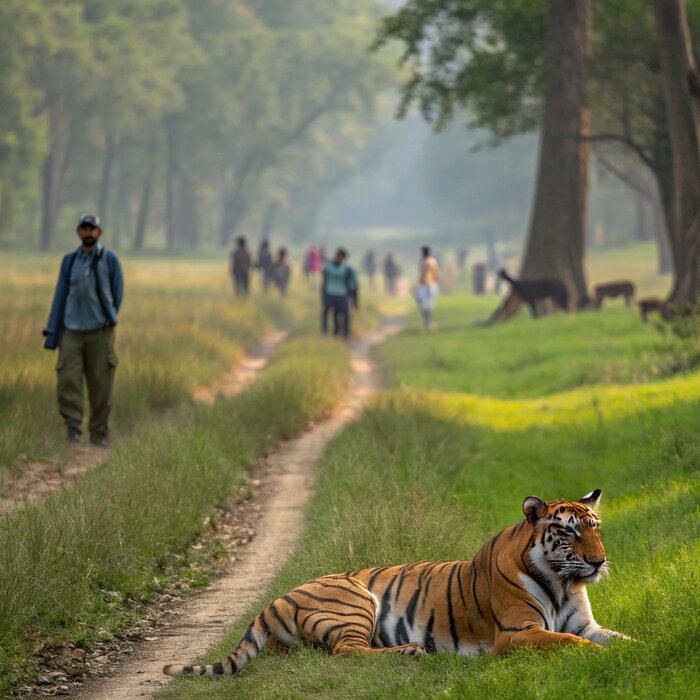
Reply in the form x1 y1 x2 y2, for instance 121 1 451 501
64 247 112 331
43 245 123 348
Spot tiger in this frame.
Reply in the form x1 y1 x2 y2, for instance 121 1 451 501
163 489 629 678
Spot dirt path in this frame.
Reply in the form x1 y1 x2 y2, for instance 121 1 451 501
73 321 400 699
193 331 287 404
0 332 287 515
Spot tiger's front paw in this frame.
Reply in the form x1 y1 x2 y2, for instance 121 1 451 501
590 628 633 644
396 643 426 656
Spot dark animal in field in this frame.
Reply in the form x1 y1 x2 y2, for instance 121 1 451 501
498 269 569 318
638 297 674 322
593 281 636 309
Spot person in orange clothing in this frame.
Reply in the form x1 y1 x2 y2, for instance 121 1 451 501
415 245 440 330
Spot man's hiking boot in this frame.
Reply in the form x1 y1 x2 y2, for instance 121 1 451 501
90 436 110 449
66 427 81 444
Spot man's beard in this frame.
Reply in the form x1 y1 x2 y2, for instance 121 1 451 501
82 236 97 247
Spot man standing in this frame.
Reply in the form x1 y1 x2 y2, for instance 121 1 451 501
43 214 124 446
383 251 400 294
416 245 440 330
362 249 376 289
272 247 291 297
257 239 273 292
230 236 252 297
321 247 358 339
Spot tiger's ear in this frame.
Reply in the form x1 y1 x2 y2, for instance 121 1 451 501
523 496 547 524
579 489 602 511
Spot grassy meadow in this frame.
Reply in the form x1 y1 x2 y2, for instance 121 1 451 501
162 243 699 699
0 253 383 476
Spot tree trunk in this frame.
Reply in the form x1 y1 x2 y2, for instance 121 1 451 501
220 187 250 246
653 0 700 305
40 151 59 251
165 124 177 251
260 199 281 240
98 130 115 221
111 141 128 249
133 134 158 252
178 174 199 250
40 98 78 251
634 189 652 241
219 153 260 246
494 0 591 319
651 186 674 274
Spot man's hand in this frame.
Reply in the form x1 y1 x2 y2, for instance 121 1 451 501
43 330 58 350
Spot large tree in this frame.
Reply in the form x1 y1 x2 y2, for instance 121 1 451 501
518 0 590 308
377 0 700 309
377 0 591 314
652 0 700 305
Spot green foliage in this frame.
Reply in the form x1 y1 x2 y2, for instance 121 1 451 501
374 0 547 136
0 0 393 249
653 306 700 375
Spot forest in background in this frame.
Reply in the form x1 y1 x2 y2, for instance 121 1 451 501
2 0 697 263
0 0 395 252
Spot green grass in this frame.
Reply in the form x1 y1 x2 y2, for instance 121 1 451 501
378 297 694 398
161 280 699 698
0 254 313 473
0 336 349 693
0 253 385 476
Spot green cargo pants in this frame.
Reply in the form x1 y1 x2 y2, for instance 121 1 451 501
56 327 118 441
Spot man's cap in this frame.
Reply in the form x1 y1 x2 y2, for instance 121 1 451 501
78 214 101 229
336 247 348 259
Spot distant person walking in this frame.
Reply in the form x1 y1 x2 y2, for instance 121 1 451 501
321 247 358 339
304 245 322 285
457 247 469 279
272 247 291 296
230 236 252 297
415 245 440 330
257 239 273 292
362 249 377 289
43 214 123 447
383 252 400 294
487 241 504 295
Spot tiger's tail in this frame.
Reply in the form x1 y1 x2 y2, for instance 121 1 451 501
163 612 271 677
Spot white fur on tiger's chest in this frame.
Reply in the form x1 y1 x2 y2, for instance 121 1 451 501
518 572 573 632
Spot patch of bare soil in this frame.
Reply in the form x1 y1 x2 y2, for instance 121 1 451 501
0 333 287 516
36 321 400 699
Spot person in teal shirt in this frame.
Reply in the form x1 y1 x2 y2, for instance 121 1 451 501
321 248 358 338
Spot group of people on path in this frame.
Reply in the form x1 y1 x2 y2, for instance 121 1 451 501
230 237 291 298
42 212 440 449
320 245 440 335
361 250 402 295
307 246 401 297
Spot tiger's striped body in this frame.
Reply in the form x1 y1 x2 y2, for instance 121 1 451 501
163 490 629 677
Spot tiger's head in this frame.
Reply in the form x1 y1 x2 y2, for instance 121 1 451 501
522 489 607 584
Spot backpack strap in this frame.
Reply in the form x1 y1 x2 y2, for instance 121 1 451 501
91 247 114 326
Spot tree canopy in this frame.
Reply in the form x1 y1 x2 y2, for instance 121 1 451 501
0 0 392 250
